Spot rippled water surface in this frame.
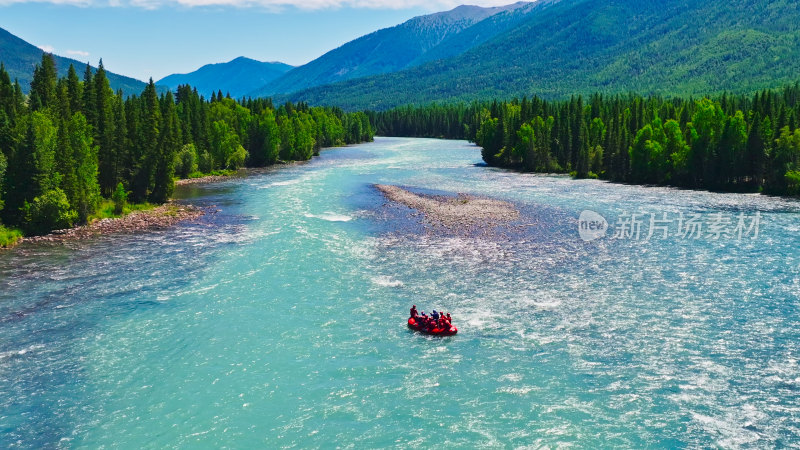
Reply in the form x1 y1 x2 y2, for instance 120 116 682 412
2 137 800 448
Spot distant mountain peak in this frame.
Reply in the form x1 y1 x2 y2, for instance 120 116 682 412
156 56 293 98
250 1 538 98
280 0 800 110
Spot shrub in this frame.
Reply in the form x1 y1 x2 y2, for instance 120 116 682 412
175 144 198 179
785 170 800 196
227 145 248 170
24 188 77 235
198 149 213 174
112 182 128 215
0 225 22 248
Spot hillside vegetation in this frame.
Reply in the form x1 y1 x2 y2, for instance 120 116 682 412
283 0 800 110
0 27 149 96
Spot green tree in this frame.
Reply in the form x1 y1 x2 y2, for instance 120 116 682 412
515 122 536 171
664 119 689 184
68 112 100 222
29 53 58 112
65 65 83 117
175 143 198 178
28 111 60 196
23 188 77 235
278 115 295 161
132 79 160 202
209 120 242 170
112 182 127 215
476 117 502 165
765 127 800 194
588 117 606 175
717 110 748 187
150 91 179 203
81 64 96 127
629 123 654 183
249 109 280 166
0 150 6 215
689 98 725 187
95 60 118 196
293 114 316 161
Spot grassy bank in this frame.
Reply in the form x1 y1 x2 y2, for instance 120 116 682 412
0 225 23 248
0 200 159 250
88 199 159 222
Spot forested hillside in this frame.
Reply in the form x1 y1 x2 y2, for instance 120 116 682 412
0 27 149 96
0 54 373 240
285 0 800 110
251 2 533 98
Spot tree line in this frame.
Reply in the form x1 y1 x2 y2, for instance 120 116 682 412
0 54 374 236
368 83 800 196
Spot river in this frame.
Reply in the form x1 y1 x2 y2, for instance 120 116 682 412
2 137 800 447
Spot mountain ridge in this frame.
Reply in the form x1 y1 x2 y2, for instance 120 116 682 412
157 57 293 98
0 26 151 96
274 0 800 110
249 2 534 98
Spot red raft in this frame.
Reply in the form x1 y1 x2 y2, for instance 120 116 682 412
408 317 458 336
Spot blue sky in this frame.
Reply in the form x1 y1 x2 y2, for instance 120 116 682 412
0 1 514 81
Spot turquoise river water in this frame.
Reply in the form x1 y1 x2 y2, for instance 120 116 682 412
2 137 800 448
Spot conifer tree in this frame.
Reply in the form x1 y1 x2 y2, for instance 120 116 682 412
29 54 58 112
66 65 83 117
82 64 96 128
68 112 100 223
132 79 160 202
94 60 117 196
151 91 178 203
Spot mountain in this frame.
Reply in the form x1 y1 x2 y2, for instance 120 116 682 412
0 26 149 96
278 0 800 110
251 2 534 98
157 57 293 99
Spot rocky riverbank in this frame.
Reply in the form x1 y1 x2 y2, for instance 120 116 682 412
21 203 206 245
375 184 519 231
175 173 237 186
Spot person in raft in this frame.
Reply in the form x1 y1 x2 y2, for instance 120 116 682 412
410 307 452 331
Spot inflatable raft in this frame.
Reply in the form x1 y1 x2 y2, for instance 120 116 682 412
408 317 458 336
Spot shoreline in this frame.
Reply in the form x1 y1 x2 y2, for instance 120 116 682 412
18 203 206 245
4 154 324 249
175 172 240 186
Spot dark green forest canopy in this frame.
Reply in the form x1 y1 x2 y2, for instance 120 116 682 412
369 83 800 196
0 54 374 236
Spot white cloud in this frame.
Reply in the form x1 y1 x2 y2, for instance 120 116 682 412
38 44 56 53
66 49 90 57
0 0 93 6
2 0 521 10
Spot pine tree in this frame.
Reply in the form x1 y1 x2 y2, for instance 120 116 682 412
0 150 6 218
113 91 129 190
150 91 178 203
68 112 100 222
28 111 60 196
29 54 58 112
94 60 117 196
132 79 160 202
66 65 82 117
82 64 96 128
